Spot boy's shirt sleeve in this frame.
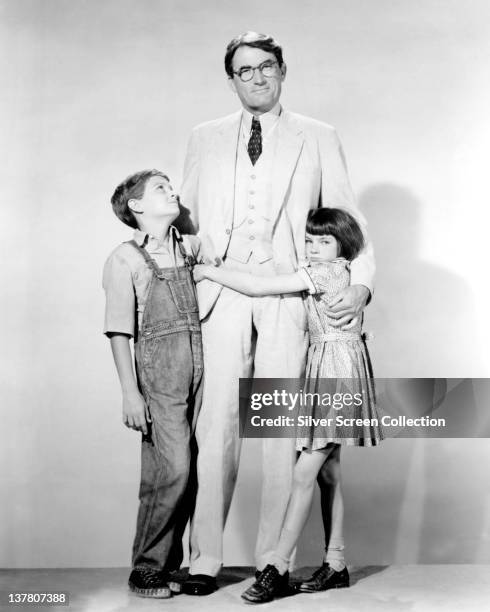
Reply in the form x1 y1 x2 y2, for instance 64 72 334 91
102 250 136 337
183 234 202 262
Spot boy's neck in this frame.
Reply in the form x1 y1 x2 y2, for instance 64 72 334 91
137 219 173 243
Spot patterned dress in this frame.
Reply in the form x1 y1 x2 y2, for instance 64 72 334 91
296 259 384 450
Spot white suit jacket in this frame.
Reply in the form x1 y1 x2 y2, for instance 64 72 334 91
181 109 375 320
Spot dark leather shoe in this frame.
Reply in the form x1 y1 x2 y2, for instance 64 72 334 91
242 565 288 604
182 574 218 596
128 567 171 598
255 568 289 582
298 563 349 592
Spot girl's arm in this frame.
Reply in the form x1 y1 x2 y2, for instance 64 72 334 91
193 264 310 296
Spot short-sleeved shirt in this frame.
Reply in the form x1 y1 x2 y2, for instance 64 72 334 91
102 226 201 337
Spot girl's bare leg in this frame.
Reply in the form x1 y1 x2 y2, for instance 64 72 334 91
318 445 345 570
271 446 335 573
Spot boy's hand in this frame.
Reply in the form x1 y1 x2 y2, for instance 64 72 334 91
122 390 151 435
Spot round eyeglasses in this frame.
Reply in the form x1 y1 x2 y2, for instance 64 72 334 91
232 60 279 83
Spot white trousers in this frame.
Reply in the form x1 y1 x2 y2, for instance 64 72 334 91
189 262 308 576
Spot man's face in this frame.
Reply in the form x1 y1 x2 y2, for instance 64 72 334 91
228 45 286 115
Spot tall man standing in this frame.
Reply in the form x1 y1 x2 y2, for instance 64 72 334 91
180 32 375 595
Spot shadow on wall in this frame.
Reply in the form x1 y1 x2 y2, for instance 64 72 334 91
358 183 479 377
357 185 486 564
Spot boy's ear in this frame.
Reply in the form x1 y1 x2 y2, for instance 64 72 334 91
228 77 237 94
128 198 143 214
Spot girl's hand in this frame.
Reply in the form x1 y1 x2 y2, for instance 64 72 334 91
193 264 213 282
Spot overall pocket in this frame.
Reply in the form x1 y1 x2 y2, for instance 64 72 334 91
168 277 199 314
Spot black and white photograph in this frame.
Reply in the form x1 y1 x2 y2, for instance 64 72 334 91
2 1 490 611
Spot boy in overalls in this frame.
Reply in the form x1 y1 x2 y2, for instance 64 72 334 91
103 169 203 598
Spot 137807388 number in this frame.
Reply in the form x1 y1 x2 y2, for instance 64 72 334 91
2 592 69 606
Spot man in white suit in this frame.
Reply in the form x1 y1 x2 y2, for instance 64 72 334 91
180 32 375 595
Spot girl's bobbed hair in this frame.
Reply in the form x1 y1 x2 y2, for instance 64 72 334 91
306 208 365 261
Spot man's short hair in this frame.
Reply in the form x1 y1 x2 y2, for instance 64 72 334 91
224 31 284 78
110 169 169 229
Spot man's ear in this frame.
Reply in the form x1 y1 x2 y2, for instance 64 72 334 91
280 62 287 81
228 77 237 94
128 198 143 214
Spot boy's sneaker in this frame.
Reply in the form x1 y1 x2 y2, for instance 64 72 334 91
241 564 289 604
298 563 349 592
128 567 172 598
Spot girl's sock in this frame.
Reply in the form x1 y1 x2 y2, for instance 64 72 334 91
324 538 346 571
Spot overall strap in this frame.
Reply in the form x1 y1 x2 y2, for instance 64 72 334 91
125 239 163 277
173 233 195 267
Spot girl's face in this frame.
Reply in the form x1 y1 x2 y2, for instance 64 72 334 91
305 233 340 262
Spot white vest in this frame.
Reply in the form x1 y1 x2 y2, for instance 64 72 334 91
226 120 279 263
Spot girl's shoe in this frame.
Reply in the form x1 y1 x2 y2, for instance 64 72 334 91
298 563 349 592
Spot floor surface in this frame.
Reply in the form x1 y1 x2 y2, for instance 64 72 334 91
1 565 490 612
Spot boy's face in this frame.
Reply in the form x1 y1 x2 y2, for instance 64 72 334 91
129 176 179 221
305 233 340 263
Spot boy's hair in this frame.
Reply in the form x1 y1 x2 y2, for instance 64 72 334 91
306 208 365 261
224 31 284 78
110 169 169 229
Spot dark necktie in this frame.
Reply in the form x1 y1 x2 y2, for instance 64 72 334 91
248 117 262 165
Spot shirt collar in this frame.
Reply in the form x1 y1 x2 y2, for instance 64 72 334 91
133 225 181 249
241 103 282 135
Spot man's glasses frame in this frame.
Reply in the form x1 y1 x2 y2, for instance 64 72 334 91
232 60 280 83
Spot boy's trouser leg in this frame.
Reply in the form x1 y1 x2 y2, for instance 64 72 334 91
189 288 254 576
252 293 308 571
132 330 202 571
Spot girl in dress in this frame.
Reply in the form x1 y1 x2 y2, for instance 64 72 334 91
193 207 383 604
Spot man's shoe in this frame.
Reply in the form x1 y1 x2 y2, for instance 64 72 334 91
242 564 288 604
182 574 218 596
128 567 172 598
298 563 349 592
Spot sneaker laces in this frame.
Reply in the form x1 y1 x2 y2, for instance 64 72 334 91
135 567 164 587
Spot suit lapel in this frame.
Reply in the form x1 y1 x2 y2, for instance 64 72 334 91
215 111 241 227
269 111 304 223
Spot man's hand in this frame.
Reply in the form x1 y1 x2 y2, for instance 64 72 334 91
326 285 370 328
122 389 151 435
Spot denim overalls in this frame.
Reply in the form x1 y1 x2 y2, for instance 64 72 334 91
128 235 203 572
